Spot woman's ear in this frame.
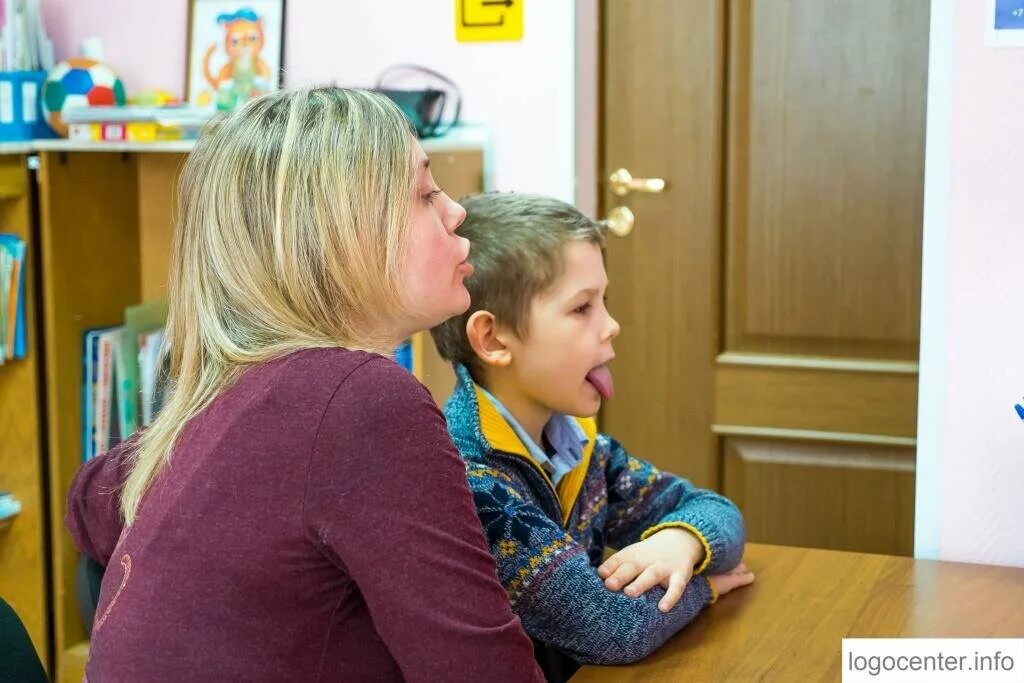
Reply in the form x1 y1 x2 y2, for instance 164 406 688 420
466 310 512 367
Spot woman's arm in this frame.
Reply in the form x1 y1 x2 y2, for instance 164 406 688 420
303 358 544 683
66 436 138 565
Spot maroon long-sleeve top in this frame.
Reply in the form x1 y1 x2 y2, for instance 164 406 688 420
67 347 543 682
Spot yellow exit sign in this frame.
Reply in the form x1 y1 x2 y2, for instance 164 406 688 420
455 0 523 42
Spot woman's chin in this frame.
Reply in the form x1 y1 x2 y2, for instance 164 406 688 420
450 287 472 315
417 292 471 330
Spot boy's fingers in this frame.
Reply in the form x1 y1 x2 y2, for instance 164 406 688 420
709 567 756 597
728 572 753 592
623 564 666 598
597 553 623 579
658 571 688 613
604 560 641 591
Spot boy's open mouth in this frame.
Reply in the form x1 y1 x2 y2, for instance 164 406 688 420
585 365 614 400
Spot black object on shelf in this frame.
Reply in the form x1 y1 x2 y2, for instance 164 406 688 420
374 64 462 139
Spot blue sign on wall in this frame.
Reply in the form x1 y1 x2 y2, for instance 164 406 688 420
995 0 1024 29
992 0 1024 46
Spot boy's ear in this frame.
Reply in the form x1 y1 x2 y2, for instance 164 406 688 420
465 310 513 367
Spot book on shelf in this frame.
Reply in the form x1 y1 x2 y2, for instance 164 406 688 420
0 234 26 364
394 338 414 373
121 298 168 435
138 327 165 427
0 490 22 521
95 328 121 455
82 298 170 461
0 0 55 72
82 327 113 460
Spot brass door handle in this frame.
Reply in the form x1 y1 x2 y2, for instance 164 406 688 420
608 168 666 197
601 206 635 238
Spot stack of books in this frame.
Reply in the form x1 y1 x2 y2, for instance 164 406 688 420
83 299 169 461
0 233 26 363
63 105 210 143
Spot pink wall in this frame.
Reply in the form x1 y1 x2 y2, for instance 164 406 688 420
42 0 185 94
916 0 1024 566
41 0 578 201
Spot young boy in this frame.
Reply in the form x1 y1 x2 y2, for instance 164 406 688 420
430 193 753 674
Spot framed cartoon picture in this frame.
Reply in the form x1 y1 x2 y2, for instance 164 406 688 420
186 1 286 113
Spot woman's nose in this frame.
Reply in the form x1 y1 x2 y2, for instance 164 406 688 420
448 198 467 234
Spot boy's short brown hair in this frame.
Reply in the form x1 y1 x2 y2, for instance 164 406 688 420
430 192 605 371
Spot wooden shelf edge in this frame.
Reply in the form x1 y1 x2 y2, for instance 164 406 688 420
59 641 89 683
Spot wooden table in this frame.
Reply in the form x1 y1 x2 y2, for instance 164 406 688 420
573 543 1024 681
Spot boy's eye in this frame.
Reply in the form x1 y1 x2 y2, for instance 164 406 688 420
572 302 592 315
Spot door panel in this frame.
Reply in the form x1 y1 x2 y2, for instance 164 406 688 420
723 437 915 555
600 0 928 554
715 359 918 438
726 0 929 359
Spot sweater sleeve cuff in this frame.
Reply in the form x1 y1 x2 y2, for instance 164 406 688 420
640 521 713 575
703 574 718 604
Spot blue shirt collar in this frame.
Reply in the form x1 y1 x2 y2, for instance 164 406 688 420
477 386 589 487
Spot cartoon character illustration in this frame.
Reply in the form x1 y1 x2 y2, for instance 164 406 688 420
202 7 271 111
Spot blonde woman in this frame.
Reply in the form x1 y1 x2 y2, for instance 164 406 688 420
66 88 544 682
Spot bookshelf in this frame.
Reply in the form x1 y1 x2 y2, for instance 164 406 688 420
23 130 484 682
0 154 48 674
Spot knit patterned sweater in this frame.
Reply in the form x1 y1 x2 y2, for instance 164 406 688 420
443 364 746 665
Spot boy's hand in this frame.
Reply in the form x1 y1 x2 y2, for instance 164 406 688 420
708 563 755 597
597 528 706 613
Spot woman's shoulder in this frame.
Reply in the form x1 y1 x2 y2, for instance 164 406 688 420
216 347 436 445
274 347 432 410
300 349 449 451
276 346 384 377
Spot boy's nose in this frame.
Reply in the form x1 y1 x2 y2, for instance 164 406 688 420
604 314 621 341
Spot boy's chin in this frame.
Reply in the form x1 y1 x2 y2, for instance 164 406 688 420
569 394 602 418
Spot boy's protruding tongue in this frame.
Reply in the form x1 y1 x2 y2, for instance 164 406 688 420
586 366 614 400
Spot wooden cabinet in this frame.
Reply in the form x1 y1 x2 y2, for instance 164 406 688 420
0 153 48 675
0 132 484 682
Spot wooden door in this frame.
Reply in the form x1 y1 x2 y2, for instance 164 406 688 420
600 0 928 555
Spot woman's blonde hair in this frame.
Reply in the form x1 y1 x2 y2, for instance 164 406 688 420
120 87 416 523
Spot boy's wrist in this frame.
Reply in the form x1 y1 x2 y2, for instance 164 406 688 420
653 527 706 569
